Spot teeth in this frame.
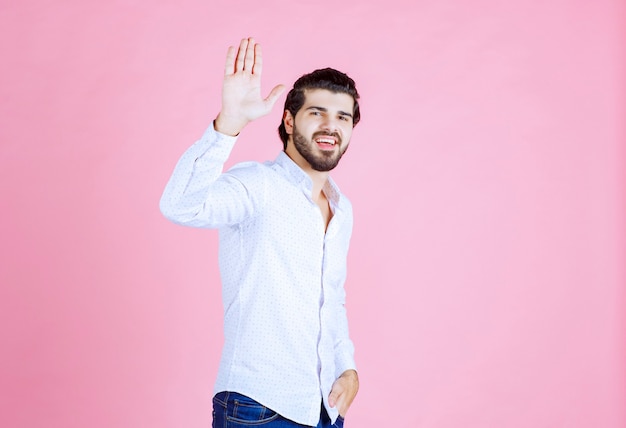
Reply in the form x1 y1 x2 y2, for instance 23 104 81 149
316 138 335 145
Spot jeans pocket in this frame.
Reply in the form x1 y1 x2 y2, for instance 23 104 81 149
334 414 345 427
225 393 279 426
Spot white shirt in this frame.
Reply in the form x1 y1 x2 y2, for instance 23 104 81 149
159 123 356 426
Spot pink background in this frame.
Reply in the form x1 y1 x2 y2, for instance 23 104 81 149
1 1 624 427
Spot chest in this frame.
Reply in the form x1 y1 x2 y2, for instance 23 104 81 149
317 197 333 233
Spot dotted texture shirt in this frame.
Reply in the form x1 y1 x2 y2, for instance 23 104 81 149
160 124 356 426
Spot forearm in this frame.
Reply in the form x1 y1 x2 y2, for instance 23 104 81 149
334 310 357 378
159 123 237 227
331 280 356 377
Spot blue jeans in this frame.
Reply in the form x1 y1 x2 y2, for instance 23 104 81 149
212 391 345 428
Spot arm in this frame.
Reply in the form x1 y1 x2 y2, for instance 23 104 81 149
159 123 254 227
159 38 285 227
328 206 359 417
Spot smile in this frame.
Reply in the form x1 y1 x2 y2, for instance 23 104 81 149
315 137 337 146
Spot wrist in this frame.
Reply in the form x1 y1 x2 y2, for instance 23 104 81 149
341 369 358 381
214 113 248 136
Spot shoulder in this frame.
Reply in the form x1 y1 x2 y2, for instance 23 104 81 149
225 160 271 181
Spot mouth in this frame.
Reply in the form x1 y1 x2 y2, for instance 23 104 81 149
314 135 339 151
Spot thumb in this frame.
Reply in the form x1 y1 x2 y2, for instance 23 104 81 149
264 84 286 109
328 383 343 407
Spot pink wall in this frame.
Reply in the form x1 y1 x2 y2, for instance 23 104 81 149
1 1 624 427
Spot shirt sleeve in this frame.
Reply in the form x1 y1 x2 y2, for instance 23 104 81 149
333 289 357 379
159 123 260 228
333 202 357 378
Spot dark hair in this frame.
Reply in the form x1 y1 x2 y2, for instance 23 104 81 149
278 68 360 149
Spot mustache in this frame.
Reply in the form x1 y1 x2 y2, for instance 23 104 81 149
312 131 342 145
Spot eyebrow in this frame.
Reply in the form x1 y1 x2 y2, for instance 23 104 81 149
306 106 353 118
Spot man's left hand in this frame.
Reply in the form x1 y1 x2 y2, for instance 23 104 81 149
328 369 359 417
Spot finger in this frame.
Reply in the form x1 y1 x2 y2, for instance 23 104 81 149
252 43 262 75
243 37 255 73
330 392 344 409
264 84 286 109
224 46 235 76
329 393 337 407
235 38 248 72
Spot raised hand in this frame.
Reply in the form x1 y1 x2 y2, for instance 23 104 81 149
215 38 285 136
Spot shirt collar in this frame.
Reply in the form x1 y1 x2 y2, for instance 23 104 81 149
274 151 342 208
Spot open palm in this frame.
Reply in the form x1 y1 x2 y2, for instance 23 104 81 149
216 38 285 136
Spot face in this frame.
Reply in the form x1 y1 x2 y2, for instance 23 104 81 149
284 89 355 172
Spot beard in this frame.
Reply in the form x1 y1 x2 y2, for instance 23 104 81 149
292 125 348 172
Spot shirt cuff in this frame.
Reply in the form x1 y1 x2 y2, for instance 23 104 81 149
335 348 357 379
192 122 238 166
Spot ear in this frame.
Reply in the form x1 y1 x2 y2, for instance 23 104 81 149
283 110 294 135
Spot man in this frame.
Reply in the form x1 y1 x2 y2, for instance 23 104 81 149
160 38 359 428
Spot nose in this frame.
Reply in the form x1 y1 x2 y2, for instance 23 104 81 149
320 116 339 134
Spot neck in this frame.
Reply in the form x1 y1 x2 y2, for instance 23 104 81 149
284 146 329 199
